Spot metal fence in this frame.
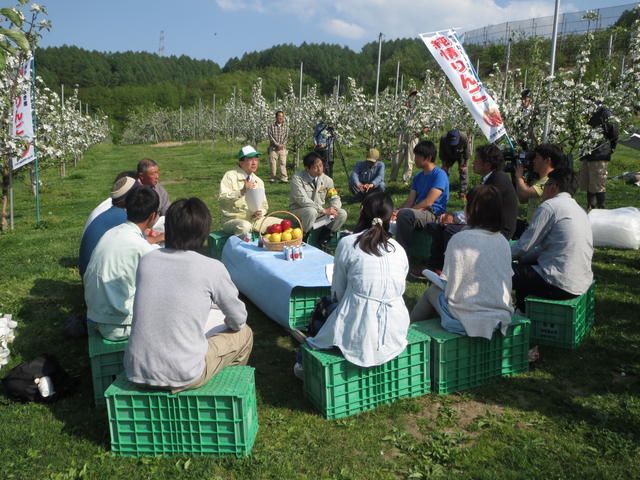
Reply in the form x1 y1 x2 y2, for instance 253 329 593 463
462 3 637 46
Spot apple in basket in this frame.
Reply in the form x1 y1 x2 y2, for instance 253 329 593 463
280 219 292 231
271 232 282 243
271 224 283 234
292 228 303 239
281 231 292 241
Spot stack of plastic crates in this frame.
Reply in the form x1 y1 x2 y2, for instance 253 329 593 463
302 328 431 419
105 366 258 457
88 326 127 407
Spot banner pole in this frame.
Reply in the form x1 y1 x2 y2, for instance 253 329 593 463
9 170 14 230
31 57 40 224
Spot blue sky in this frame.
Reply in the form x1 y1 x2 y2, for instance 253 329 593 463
37 0 634 66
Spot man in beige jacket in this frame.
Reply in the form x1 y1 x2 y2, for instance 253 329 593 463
219 145 280 236
289 151 347 246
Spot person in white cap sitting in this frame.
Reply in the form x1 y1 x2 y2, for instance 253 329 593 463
79 173 139 278
218 145 280 236
349 147 386 203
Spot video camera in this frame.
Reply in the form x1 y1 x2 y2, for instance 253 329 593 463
502 148 535 175
503 147 573 177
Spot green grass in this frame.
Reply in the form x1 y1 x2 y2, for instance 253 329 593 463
1 139 639 479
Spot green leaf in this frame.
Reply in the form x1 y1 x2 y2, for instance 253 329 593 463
0 27 30 52
0 48 6 72
0 8 23 28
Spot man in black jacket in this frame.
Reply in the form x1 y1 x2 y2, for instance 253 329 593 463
580 105 618 210
423 144 518 272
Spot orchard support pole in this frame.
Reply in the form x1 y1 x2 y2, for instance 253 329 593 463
374 32 383 115
543 0 560 143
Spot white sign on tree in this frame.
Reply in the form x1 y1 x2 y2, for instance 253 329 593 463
420 29 506 143
11 57 37 171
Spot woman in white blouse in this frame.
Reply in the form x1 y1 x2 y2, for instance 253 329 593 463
410 184 513 339
306 192 410 367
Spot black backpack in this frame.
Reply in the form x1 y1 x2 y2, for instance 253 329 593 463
1 354 75 403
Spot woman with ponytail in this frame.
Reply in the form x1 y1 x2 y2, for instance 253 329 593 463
306 192 410 367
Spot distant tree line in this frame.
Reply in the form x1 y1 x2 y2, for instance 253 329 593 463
34 5 638 142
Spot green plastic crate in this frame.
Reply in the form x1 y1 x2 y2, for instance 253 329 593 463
207 231 232 260
412 315 529 394
302 328 431 419
409 229 432 262
525 282 596 349
88 326 127 407
306 230 340 249
288 286 331 330
105 366 258 457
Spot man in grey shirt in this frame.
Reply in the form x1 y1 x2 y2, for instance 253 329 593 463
137 157 171 216
124 197 252 391
511 168 593 312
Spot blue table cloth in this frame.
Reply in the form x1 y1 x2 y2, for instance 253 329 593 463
221 236 333 328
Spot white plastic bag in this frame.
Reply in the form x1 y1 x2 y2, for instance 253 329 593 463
588 207 640 249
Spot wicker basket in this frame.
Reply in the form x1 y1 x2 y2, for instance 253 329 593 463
259 210 303 251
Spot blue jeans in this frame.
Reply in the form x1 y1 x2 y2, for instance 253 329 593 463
438 292 467 336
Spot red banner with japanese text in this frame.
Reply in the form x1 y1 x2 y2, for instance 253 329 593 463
11 57 37 171
420 29 506 143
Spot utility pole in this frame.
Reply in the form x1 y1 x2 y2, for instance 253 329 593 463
335 75 340 100
543 0 560 142
374 32 383 115
394 61 400 99
299 62 303 102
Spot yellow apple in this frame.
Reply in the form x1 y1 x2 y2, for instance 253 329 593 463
292 228 303 239
271 232 282 243
281 231 292 241
263 233 271 242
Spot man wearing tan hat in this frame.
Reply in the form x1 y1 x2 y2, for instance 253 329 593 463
79 173 139 277
349 147 386 202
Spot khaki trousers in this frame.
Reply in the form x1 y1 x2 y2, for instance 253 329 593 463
269 147 288 181
579 160 607 193
173 326 253 393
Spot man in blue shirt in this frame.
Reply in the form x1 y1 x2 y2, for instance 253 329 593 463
393 140 449 271
349 148 385 202
79 173 138 277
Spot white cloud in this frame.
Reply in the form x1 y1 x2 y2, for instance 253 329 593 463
324 19 366 39
216 0 266 12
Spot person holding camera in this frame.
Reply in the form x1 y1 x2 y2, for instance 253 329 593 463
580 105 618 210
512 144 563 236
313 120 334 178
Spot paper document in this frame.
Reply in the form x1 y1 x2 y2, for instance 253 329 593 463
422 269 446 290
312 215 333 229
325 264 334 284
204 308 227 337
245 188 265 213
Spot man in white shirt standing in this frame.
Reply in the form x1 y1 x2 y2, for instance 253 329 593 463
511 168 593 312
84 186 160 341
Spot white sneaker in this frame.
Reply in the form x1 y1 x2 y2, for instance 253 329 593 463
293 362 304 380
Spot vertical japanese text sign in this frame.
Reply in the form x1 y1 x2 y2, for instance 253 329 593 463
11 57 37 171
420 30 506 143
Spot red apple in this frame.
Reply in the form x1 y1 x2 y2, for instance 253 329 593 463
280 219 292 231
271 224 282 234
266 225 275 235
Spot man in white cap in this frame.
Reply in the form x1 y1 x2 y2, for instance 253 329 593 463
349 147 386 203
219 145 280 236
79 173 139 277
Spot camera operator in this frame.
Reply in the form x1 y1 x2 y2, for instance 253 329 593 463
313 120 334 178
512 144 563 236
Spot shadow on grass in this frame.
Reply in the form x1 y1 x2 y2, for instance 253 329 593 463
239 294 316 415
9 278 110 448
58 256 79 269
